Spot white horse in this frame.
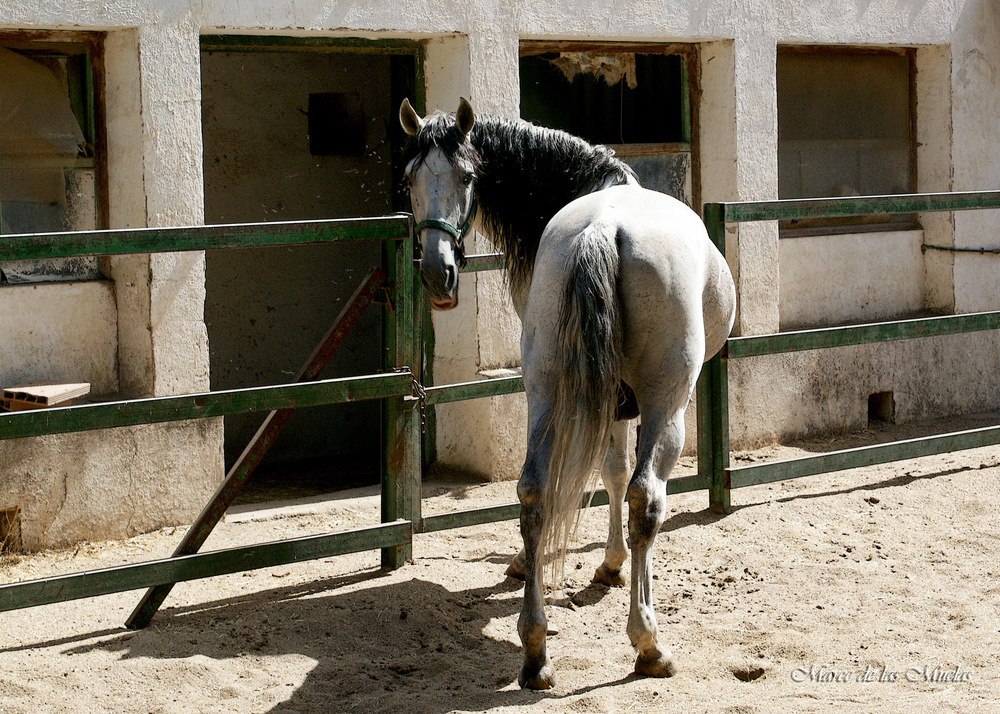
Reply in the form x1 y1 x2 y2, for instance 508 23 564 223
401 98 735 690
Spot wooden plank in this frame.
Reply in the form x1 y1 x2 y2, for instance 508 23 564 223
2 381 90 406
0 521 411 614
2 399 73 412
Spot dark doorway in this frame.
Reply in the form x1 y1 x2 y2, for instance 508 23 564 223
200 37 419 503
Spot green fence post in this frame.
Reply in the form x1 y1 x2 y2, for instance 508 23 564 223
407 235 424 533
380 219 420 568
700 204 732 513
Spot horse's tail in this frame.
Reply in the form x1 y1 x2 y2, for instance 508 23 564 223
542 220 624 583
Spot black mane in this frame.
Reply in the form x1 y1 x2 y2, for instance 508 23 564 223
403 112 635 295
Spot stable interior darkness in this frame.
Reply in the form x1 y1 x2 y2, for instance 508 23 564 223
200 46 414 499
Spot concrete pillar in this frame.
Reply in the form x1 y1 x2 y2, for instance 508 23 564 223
952 0 1000 313
915 44 955 314
699 34 780 337
138 21 212 396
102 28 152 398
420 25 528 481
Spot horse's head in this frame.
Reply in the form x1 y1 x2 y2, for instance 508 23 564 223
400 97 480 310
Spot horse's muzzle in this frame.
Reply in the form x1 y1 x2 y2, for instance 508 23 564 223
420 256 460 310
430 295 458 311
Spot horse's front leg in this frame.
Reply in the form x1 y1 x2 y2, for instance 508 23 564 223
516 436 555 689
626 411 682 678
593 419 630 586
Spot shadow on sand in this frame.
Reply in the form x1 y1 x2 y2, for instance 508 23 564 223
48 546 634 713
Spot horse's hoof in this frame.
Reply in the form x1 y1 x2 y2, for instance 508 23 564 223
505 559 526 581
635 650 677 678
593 563 626 587
519 659 557 690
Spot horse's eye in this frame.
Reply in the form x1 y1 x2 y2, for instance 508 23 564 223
462 173 476 186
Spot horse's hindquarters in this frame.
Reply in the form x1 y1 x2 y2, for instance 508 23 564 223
701 250 737 361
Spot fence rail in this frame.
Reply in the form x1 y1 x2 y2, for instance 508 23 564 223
2 189 999 621
0 521 411 613
700 189 1000 511
725 311 1000 359
0 216 409 259
0 373 413 441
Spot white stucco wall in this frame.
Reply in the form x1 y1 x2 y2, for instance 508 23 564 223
0 11 223 549
0 282 118 395
0 0 997 521
779 230 927 330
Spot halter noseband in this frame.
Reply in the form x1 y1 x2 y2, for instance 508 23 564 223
414 197 478 267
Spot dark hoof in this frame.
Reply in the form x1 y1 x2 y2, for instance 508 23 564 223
593 563 626 587
505 560 526 581
635 650 677 678
519 659 556 690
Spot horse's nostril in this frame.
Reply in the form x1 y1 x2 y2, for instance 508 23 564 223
446 264 459 291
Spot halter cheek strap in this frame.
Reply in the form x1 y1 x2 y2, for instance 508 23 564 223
414 198 478 267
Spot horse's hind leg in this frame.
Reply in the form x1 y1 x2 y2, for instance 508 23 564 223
594 419 630 587
627 409 684 678
516 421 556 689
509 420 628 585
506 548 527 580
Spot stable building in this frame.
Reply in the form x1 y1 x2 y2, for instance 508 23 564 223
1 1 998 548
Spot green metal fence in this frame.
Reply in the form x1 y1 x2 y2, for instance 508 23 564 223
0 218 530 621
0 216 424 617
2 189 999 621
700 190 1000 512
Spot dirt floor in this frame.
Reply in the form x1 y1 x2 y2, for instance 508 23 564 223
1 415 999 713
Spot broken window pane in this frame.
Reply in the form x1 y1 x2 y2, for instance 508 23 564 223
520 47 692 203
0 44 100 284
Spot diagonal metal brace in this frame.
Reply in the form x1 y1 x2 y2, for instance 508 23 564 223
125 266 387 630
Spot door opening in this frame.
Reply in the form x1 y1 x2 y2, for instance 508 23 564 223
200 37 419 504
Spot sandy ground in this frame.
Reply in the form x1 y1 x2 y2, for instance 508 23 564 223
0 415 998 713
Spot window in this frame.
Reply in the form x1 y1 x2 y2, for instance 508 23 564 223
0 33 104 283
777 47 915 232
520 43 695 206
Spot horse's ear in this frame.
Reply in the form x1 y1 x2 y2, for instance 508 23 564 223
400 98 424 136
456 97 475 136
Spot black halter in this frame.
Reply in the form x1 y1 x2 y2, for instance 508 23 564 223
414 197 478 268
